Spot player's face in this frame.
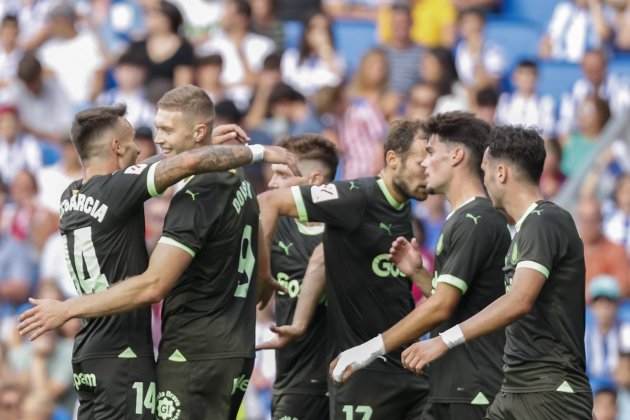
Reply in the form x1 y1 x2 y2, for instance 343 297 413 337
481 149 503 208
268 163 306 189
154 108 196 157
394 137 428 201
422 134 453 195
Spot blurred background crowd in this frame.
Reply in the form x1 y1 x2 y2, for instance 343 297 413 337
0 0 629 419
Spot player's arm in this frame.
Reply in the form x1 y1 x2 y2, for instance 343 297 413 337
17 243 193 340
257 244 326 350
153 144 299 194
401 267 545 374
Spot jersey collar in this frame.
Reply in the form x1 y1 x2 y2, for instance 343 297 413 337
377 178 406 210
446 196 480 220
295 220 325 235
514 201 539 232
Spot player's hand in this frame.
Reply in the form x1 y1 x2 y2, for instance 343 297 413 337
256 275 287 310
330 335 385 383
401 337 448 375
255 324 305 350
389 237 423 276
262 146 302 177
211 124 250 145
17 298 70 341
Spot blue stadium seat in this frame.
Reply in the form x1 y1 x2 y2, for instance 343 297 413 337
501 0 563 30
283 20 303 50
333 19 378 72
537 60 582 100
609 56 630 78
485 20 542 71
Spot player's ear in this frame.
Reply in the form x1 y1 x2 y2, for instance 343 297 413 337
497 162 507 184
385 150 399 170
193 123 208 144
451 146 465 167
111 137 122 156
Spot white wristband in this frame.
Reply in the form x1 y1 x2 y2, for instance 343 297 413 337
247 144 265 163
439 325 466 349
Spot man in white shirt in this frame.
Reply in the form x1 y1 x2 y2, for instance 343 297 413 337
36 137 81 215
0 15 21 95
496 60 556 139
604 174 630 256
0 105 41 185
37 2 105 107
557 49 630 137
197 0 275 110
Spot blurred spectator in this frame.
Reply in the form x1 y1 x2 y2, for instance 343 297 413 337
244 52 283 130
40 233 75 300
558 49 630 137
604 174 630 256
36 137 81 215
381 4 423 94
199 0 275 109
421 47 469 113
13 0 55 51
585 276 622 387
405 82 439 120
451 0 500 12
454 7 506 89
540 139 566 199
325 0 379 20
618 316 630 419
275 0 322 21
0 15 21 93
540 0 614 63
281 12 345 97
592 386 618 420
0 105 42 185
88 0 147 58
250 0 284 51
127 0 195 88
496 60 556 139
560 95 611 178
472 85 499 124
37 1 106 107
349 48 399 119
97 50 155 129
377 0 457 48
337 86 388 179
0 381 23 420
610 0 630 50
0 182 37 316
412 194 447 252
195 54 226 103
245 305 276 420
168 0 225 41
21 391 57 420
577 196 630 298
10 52 73 143
135 126 158 163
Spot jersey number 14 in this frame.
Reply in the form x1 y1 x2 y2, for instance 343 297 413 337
63 226 108 295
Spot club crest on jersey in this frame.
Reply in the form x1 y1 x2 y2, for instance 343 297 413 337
311 184 338 203
124 164 147 175
156 390 181 420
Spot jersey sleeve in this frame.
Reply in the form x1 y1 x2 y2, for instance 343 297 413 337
436 217 496 294
158 184 224 257
107 162 161 216
290 181 367 230
514 218 558 280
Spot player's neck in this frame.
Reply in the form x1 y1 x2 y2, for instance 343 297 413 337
445 174 486 211
83 159 118 183
380 171 406 204
503 185 543 226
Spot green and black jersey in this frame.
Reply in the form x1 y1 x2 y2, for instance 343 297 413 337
291 177 415 369
502 201 590 394
429 197 511 404
157 170 259 362
271 216 330 395
59 162 162 362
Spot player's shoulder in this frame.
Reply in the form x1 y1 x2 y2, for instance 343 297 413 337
453 197 504 227
521 201 569 230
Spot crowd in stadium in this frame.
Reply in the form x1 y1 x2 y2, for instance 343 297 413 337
0 0 629 419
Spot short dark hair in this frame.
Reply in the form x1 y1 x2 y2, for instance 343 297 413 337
1 14 18 27
421 111 491 177
263 52 282 71
459 7 486 23
17 52 42 84
231 0 252 19
516 59 538 72
158 0 184 33
476 86 499 108
268 82 305 107
196 53 223 67
278 134 338 181
384 119 424 158
391 3 411 15
488 125 546 184
117 49 147 68
70 104 127 161
215 99 242 124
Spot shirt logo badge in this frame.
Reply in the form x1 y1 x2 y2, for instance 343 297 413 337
185 190 199 201
278 241 293 256
465 213 481 225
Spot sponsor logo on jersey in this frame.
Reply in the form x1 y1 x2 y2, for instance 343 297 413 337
378 222 393 236
232 375 250 395
276 272 301 298
311 184 339 203
371 254 404 278
60 193 109 223
349 181 359 190
278 241 293 256
73 372 97 391
465 213 481 225
124 164 147 175
232 180 254 214
185 190 199 201
156 390 181 420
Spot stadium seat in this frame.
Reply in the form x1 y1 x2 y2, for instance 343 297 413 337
537 60 582 100
610 56 630 78
501 0 563 30
333 19 378 72
283 20 303 50
485 19 542 71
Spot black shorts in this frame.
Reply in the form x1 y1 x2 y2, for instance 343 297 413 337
156 357 254 420
328 361 429 420
424 402 488 420
72 357 157 420
485 391 593 420
272 392 329 420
